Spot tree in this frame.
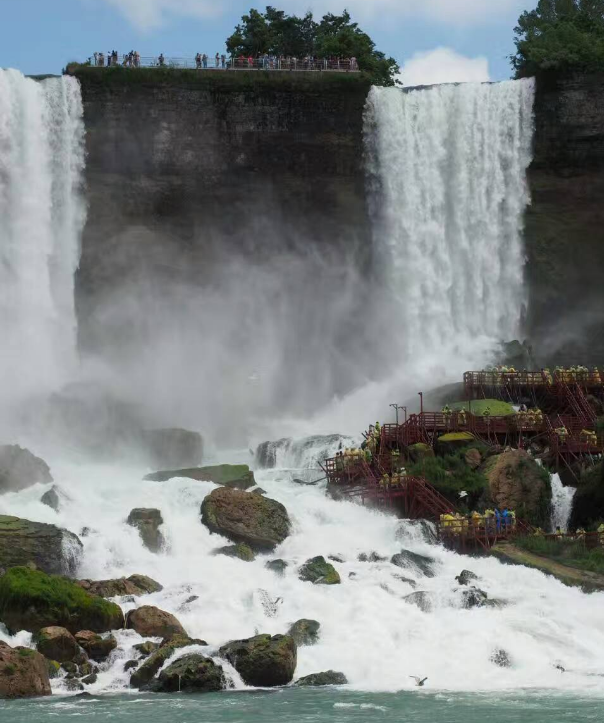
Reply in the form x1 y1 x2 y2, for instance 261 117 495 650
226 6 399 86
512 0 604 77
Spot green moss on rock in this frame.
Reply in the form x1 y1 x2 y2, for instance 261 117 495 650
298 556 340 585
219 634 297 687
144 464 255 490
0 567 124 635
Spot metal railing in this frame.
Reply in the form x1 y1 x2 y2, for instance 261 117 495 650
88 54 360 73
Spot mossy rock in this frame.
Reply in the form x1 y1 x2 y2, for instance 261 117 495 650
201 486 290 551
212 543 256 562
391 550 436 578
36 626 78 663
77 574 163 598
287 619 320 646
46 659 61 679
0 642 51 698
219 634 297 687
0 567 124 635
407 443 435 462
0 516 82 576
265 559 288 575
295 670 348 686
144 464 255 490
130 636 198 689
451 400 516 417
298 556 340 585
148 653 225 693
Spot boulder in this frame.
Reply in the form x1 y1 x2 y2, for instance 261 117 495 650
287 619 320 647
77 574 163 598
126 606 186 640
0 642 51 698
82 673 97 685
358 552 387 563
298 556 340 585
461 587 488 609
145 464 255 490
490 649 512 668
133 641 159 657
255 439 291 469
40 486 61 512
141 428 203 469
403 591 435 613
124 660 138 671
36 626 78 663
0 567 124 634
201 487 290 551
390 550 436 578
46 660 61 679
0 445 52 495
130 637 195 688
483 450 550 526
212 543 255 562
465 448 482 470
75 631 117 662
295 670 348 686
148 654 225 693
407 443 435 462
265 559 288 575
456 570 479 586
219 634 297 687
0 515 82 576
126 509 165 553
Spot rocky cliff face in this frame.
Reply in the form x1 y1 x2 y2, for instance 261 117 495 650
74 69 375 431
525 71 604 363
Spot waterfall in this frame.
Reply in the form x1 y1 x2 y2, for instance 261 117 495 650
550 473 576 532
364 79 535 370
0 70 85 412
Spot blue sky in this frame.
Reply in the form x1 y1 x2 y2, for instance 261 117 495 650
1 0 536 82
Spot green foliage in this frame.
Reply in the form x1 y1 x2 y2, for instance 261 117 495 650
516 534 604 574
408 451 488 505
2 664 16 676
512 0 604 77
226 6 399 86
450 399 516 416
0 567 123 633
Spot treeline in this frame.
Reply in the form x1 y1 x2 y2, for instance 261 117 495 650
513 0 604 76
226 7 398 86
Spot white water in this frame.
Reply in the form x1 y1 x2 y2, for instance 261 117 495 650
3 438 604 695
550 474 576 532
0 70 85 419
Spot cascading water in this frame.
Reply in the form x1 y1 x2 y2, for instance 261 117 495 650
365 79 534 373
550 473 576 532
0 70 85 416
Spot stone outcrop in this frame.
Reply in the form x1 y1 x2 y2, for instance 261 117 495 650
295 670 348 686
483 450 550 526
526 71 604 364
77 574 163 598
129 636 203 688
0 567 124 634
390 550 436 578
0 642 51 699
265 559 288 575
403 591 435 613
125 606 186 640
148 653 225 693
75 631 117 661
201 486 290 551
212 543 255 562
287 619 320 647
141 428 203 469
219 634 297 687
126 509 165 553
298 556 340 585
146 464 255 490
0 445 52 494
36 627 78 663
40 485 62 512
0 516 82 576
455 570 479 586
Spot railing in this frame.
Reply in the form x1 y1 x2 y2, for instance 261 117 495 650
87 54 360 73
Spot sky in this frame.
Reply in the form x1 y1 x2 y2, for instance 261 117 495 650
0 0 537 83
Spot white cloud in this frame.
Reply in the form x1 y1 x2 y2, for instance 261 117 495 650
101 0 221 32
399 47 490 87
98 0 525 31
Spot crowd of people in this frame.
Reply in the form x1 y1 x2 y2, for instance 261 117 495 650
231 54 358 71
478 365 603 386
440 508 517 536
93 50 140 67
196 53 227 68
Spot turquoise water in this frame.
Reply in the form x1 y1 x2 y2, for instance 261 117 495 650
2 689 603 722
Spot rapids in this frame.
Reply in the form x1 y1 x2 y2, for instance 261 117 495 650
2 439 604 695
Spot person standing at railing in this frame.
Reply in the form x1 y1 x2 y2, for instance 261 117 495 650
215 53 220 68
158 53 165 67
195 53 201 69
221 54 226 68
202 53 208 68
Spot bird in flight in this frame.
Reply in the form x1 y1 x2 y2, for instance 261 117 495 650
410 676 428 687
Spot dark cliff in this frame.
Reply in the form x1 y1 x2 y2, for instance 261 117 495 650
525 71 604 363
73 68 376 429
